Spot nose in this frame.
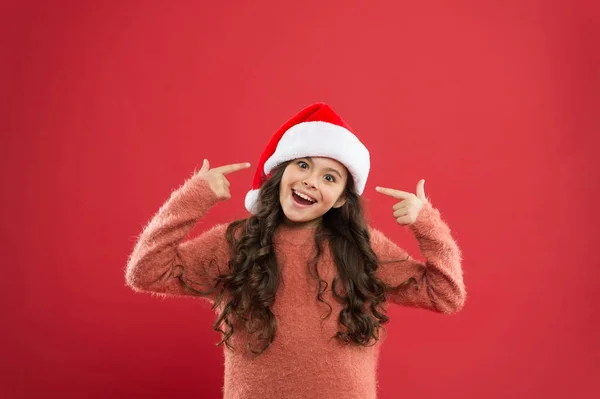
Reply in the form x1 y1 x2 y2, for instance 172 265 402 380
302 179 317 189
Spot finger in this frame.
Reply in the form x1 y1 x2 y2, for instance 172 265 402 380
221 188 232 200
212 162 252 175
375 186 412 200
200 159 210 172
393 208 408 218
392 201 409 211
416 179 427 202
216 178 230 190
396 216 410 225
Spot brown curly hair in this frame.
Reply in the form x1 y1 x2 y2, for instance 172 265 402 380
178 160 413 355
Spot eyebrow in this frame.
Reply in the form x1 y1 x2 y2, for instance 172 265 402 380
323 167 343 178
303 157 344 179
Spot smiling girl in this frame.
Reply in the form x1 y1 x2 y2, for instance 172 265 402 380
125 102 466 399
279 157 348 227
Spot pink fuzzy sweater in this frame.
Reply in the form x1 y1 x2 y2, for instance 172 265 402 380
125 171 466 399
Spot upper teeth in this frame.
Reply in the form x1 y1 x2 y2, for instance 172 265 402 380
293 189 315 202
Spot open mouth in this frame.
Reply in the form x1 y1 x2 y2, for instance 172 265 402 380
291 189 316 206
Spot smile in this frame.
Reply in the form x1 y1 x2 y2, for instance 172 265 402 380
292 189 317 206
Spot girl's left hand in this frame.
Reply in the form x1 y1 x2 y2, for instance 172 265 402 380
375 179 429 226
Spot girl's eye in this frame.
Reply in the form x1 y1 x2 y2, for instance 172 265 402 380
297 161 308 169
324 174 336 183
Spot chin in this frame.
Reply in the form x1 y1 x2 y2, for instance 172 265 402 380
282 209 311 223
281 205 319 226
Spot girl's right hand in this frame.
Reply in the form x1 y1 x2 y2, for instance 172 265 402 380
197 159 251 201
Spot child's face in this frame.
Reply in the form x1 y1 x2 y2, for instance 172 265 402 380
279 157 349 228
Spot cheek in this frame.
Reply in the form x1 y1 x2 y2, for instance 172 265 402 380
281 167 298 183
322 186 344 205
280 170 292 188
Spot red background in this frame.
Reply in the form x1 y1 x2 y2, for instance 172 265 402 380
2 1 599 398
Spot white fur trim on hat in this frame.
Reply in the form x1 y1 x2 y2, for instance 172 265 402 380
263 121 370 194
244 189 260 214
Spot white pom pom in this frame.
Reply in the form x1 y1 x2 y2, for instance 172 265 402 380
244 189 261 214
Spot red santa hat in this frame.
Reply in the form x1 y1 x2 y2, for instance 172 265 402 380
245 102 370 213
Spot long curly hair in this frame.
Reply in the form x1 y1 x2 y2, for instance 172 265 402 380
179 160 414 355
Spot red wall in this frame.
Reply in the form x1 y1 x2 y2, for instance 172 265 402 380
2 1 599 398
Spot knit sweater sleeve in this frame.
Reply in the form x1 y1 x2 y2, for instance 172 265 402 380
125 172 231 301
369 202 466 314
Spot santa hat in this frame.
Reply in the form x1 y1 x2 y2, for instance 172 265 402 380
245 102 370 213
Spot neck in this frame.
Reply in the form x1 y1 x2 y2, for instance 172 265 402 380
281 216 322 229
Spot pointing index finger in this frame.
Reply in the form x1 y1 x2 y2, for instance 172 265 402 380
212 162 251 175
375 186 412 199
